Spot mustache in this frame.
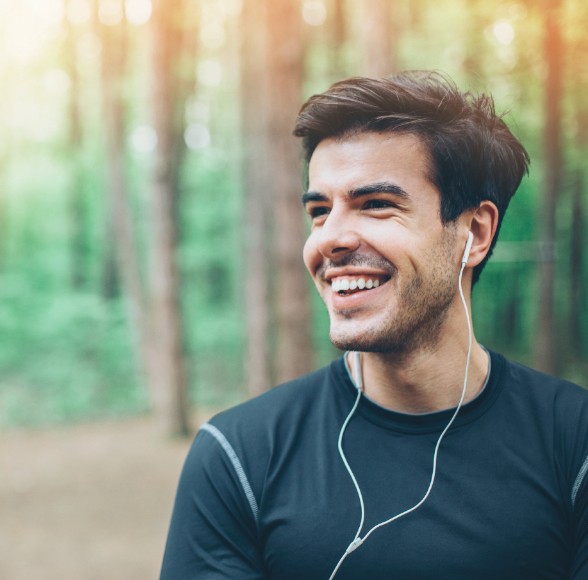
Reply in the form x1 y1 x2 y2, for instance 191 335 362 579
317 253 397 280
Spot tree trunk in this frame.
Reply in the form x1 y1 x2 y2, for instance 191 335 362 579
266 0 314 384
534 0 563 375
149 0 190 436
240 0 271 395
357 0 396 76
64 13 87 290
569 91 587 357
328 0 347 80
98 6 155 391
570 167 584 355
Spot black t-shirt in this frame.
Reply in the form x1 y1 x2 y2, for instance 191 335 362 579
161 351 588 579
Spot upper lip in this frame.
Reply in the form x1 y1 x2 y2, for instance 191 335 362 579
322 268 391 282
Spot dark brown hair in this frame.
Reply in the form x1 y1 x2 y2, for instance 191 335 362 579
294 71 530 284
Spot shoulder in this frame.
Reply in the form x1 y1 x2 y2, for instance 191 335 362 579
197 358 348 462
190 358 348 503
209 359 343 432
496 352 588 500
495 351 588 408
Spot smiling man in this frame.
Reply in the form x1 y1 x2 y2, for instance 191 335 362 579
161 72 588 579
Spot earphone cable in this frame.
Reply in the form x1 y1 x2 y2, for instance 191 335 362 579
329 260 473 579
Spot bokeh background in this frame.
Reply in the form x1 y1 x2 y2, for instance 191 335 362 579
0 0 587 577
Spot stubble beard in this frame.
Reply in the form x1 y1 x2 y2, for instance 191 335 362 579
328 234 459 357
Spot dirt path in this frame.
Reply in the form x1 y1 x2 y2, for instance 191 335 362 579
0 414 207 580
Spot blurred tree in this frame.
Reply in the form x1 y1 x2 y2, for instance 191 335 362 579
148 0 194 436
64 9 87 290
98 3 129 300
266 0 314 384
97 1 152 401
568 16 588 359
357 0 396 76
240 0 271 395
328 0 348 80
534 0 563 374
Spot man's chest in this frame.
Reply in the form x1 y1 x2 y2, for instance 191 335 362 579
256 425 571 579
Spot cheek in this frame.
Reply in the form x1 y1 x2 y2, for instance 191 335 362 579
302 234 319 275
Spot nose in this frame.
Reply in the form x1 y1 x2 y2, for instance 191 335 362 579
315 209 361 260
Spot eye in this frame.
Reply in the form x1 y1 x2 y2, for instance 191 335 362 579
307 205 330 220
362 198 397 210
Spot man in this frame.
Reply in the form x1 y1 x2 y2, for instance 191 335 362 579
161 72 588 579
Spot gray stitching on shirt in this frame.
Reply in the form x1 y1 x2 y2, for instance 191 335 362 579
200 423 259 523
572 453 588 508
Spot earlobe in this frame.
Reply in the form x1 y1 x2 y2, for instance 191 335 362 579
465 201 499 267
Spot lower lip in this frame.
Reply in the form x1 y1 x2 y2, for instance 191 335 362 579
330 282 388 310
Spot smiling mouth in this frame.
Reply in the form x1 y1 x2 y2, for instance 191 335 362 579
331 276 389 296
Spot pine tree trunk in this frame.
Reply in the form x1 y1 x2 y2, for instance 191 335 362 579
241 0 271 395
266 0 314 384
149 0 190 436
357 0 396 76
99 10 155 395
534 0 563 375
569 98 586 357
328 0 347 80
65 14 87 290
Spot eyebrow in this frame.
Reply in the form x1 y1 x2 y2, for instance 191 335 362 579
301 181 409 206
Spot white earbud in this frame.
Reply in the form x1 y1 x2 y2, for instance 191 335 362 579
462 231 474 265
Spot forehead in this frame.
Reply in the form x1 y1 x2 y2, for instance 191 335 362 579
308 131 436 194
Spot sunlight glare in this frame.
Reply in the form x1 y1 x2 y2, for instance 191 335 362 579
66 0 92 25
43 69 71 95
99 0 124 26
184 124 211 150
218 0 242 17
302 0 327 27
78 32 102 63
24 0 65 26
198 60 223 87
493 20 515 45
201 23 226 50
130 125 158 153
125 0 152 26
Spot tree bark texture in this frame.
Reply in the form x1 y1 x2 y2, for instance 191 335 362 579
534 0 563 375
569 88 587 356
99 11 156 396
241 0 271 395
328 0 348 80
149 0 190 436
357 0 396 77
65 13 87 290
266 0 314 384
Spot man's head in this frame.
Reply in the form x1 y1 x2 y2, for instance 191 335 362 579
294 71 530 285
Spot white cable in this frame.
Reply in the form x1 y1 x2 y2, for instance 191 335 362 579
329 353 365 580
329 261 473 579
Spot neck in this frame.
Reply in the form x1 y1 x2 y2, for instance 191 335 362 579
350 318 488 414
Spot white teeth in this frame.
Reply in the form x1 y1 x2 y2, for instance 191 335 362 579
331 277 383 292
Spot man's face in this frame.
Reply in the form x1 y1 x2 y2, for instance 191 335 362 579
302 131 463 354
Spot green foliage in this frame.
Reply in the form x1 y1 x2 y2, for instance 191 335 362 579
1 0 587 428
0 282 142 426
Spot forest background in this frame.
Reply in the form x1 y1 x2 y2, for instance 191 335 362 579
0 0 587 438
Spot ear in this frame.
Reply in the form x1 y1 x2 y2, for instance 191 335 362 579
464 201 499 268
